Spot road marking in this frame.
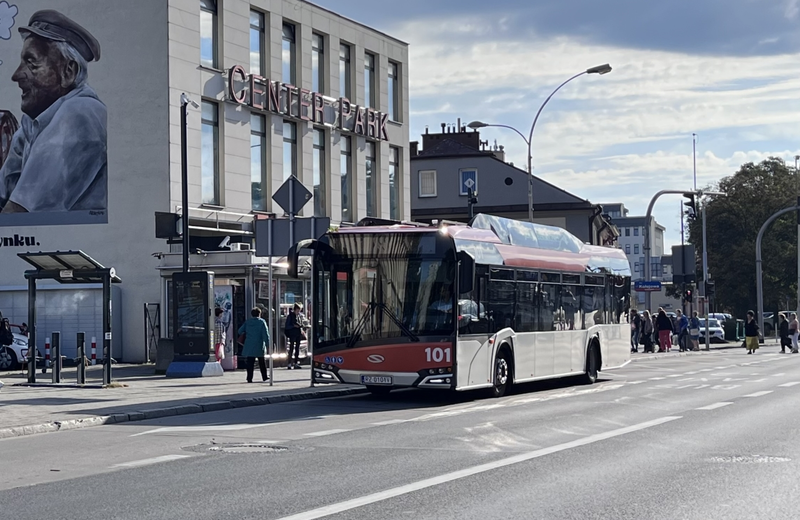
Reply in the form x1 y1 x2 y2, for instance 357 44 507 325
743 391 773 398
773 373 786 377
272 416 682 520
699 369 714 372
112 455 190 468
627 381 645 385
779 382 800 387
649 377 666 380
696 402 733 411
675 385 697 389
666 374 682 378
304 429 351 437
131 424 264 437
371 419 407 426
684 371 698 375
747 379 766 383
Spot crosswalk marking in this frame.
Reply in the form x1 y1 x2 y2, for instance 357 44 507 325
371 419 407 426
304 429 352 437
743 391 773 398
696 402 733 411
779 382 800 388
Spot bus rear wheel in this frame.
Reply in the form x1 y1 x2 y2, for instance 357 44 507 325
366 385 392 396
491 349 511 398
583 343 599 385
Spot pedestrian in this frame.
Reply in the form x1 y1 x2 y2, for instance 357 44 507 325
689 311 701 351
676 309 689 351
779 313 791 354
630 309 641 353
284 303 303 369
656 309 673 352
642 310 654 353
744 310 759 354
790 313 799 354
652 310 660 350
237 307 270 382
213 308 226 362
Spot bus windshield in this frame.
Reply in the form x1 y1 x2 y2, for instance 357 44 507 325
314 232 457 347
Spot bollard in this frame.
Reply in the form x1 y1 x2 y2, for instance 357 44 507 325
91 337 97 365
76 332 85 385
51 332 61 384
44 337 51 371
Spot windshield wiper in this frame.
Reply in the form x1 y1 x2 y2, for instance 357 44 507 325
345 302 375 349
376 302 420 342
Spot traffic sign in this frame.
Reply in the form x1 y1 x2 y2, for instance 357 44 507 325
272 176 312 215
634 280 662 292
460 169 477 196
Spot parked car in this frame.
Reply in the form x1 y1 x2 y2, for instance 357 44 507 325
698 318 726 343
0 329 31 370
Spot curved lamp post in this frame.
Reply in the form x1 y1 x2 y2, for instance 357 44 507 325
468 63 612 222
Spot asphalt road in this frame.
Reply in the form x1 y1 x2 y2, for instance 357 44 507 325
2 349 799 519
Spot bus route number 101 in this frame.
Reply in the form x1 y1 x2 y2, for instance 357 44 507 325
425 347 451 363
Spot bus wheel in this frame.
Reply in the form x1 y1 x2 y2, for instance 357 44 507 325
583 343 599 385
491 349 511 398
366 385 392 396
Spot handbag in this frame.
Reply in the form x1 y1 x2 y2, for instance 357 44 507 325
689 327 700 336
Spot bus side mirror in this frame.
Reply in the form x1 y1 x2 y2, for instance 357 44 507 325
457 251 475 295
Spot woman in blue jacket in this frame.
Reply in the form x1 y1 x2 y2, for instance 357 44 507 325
238 307 270 382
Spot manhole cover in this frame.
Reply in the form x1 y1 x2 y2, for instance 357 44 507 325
183 443 289 454
707 455 792 464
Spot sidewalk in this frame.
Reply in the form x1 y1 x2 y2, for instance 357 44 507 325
0 363 365 439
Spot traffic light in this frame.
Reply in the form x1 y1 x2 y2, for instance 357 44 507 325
705 281 715 298
684 289 693 301
683 193 697 220
467 187 478 219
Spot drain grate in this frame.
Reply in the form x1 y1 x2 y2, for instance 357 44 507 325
183 443 289 454
707 455 792 464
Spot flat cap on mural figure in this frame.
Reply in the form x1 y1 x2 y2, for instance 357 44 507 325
0 8 107 221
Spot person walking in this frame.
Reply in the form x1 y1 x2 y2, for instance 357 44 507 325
656 309 673 352
238 307 270 382
779 313 791 354
652 310 660 350
689 311 701 351
744 310 759 354
676 309 689 352
213 308 226 362
790 313 799 354
285 303 303 369
630 309 641 353
642 310 654 353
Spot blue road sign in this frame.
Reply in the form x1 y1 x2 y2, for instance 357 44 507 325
634 280 662 292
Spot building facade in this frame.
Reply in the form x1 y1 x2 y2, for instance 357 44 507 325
409 125 618 246
0 0 409 363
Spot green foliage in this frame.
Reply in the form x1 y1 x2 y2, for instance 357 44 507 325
687 158 798 318
665 282 694 300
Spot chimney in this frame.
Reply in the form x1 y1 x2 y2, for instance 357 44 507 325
441 123 446 133
410 141 419 157
457 118 461 132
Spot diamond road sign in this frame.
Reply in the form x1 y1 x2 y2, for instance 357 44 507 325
272 176 312 214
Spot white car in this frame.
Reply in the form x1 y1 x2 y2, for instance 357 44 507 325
0 332 31 370
699 318 726 343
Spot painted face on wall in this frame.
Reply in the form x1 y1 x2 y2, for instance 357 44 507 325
11 36 73 119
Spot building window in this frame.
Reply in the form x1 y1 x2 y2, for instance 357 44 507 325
634 227 639 236
419 170 437 197
389 146 400 220
313 128 326 217
634 263 639 273
200 0 218 69
282 23 296 85
251 113 267 211
201 100 219 205
340 136 352 222
625 244 630 254
339 43 351 98
459 169 478 196
365 142 377 217
625 227 630 236
634 244 639 254
312 33 324 94
364 52 376 108
250 11 264 76
388 61 399 122
283 121 296 181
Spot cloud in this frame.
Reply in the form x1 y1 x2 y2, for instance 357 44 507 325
0 1 17 41
785 0 799 18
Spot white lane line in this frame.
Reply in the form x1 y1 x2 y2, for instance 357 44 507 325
304 429 352 437
371 419 407 426
744 391 774 398
627 381 645 385
111 454 190 468
773 373 786 377
696 402 733 411
666 374 682 378
779 382 800 387
272 416 682 520
131 424 263 437
684 371 698 375
699 369 714 372
649 377 666 380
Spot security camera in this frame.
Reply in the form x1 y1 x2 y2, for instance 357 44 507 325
218 236 231 249
181 93 199 109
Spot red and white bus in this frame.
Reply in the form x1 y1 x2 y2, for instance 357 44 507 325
289 214 631 397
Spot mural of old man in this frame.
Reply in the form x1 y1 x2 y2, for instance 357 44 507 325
0 9 107 217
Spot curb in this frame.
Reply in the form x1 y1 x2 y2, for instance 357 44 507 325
0 386 368 440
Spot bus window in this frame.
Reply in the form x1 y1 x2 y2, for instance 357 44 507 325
561 284 582 330
488 280 515 332
582 285 605 326
516 282 536 332
539 283 559 331
458 273 489 334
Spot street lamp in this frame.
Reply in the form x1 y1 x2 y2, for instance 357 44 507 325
796 154 800 322
467 64 612 223
180 93 199 274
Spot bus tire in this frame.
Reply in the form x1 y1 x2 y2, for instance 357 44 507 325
491 347 511 398
583 342 599 385
366 385 392 396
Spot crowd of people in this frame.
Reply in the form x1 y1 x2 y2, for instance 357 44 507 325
629 308 702 353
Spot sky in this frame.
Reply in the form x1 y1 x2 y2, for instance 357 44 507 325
313 0 800 250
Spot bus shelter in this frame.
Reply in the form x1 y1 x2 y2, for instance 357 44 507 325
18 251 121 385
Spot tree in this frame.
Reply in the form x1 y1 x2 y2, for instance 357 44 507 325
687 158 797 319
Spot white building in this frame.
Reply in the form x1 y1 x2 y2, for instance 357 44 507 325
0 0 410 363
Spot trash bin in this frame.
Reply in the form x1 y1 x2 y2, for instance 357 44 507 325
723 320 738 341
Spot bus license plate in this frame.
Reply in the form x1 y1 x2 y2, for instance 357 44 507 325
361 375 392 385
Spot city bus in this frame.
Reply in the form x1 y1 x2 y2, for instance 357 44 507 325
288 213 631 397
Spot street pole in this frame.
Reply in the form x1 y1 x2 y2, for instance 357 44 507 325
644 190 692 311
795 155 799 324
702 203 710 350
179 94 198 273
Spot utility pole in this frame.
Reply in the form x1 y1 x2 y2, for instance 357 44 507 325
795 155 799 325
702 202 710 350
